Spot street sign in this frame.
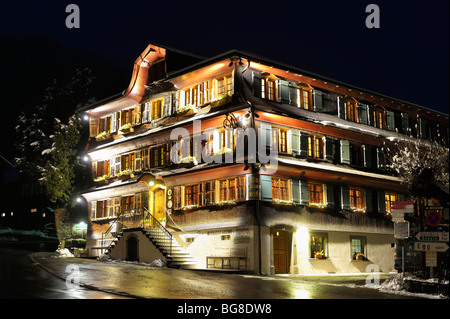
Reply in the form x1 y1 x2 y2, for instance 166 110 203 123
415 232 449 242
425 210 442 226
425 251 437 267
391 201 414 213
392 211 405 222
414 241 449 252
394 221 409 238
75 224 87 231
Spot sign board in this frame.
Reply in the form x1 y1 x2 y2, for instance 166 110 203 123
425 251 437 267
414 241 449 252
415 232 449 242
391 211 405 222
391 201 414 213
75 224 87 231
394 221 410 239
425 210 442 226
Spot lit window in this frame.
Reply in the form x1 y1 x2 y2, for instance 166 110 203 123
219 178 236 202
307 135 324 159
152 99 163 120
272 177 290 201
308 183 324 205
349 187 365 212
351 236 366 260
310 233 327 258
385 193 398 214
184 184 200 207
345 101 358 122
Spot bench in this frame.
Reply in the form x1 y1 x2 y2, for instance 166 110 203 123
207 248 247 270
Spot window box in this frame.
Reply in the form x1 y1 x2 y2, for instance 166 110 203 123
314 250 325 259
118 123 134 134
272 198 294 205
210 94 232 108
95 131 110 141
178 156 197 167
217 199 236 206
176 105 194 115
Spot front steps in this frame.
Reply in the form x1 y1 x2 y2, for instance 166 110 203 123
108 228 197 269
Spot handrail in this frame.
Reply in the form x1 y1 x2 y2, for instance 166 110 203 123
101 207 172 258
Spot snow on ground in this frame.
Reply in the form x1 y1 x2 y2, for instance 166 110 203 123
97 253 166 268
54 248 74 257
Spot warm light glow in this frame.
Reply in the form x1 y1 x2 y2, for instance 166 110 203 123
211 63 225 70
296 226 309 248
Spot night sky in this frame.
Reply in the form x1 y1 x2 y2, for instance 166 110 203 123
0 0 448 163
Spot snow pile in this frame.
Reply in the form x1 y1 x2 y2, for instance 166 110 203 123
98 255 166 268
97 253 111 262
55 248 74 257
148 259 165 268
379 273 405 291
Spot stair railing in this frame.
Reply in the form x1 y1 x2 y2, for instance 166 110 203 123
101 206 172 258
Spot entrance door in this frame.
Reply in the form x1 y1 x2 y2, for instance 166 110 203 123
273 230 291 274
153 188 165 225
127 236 138 261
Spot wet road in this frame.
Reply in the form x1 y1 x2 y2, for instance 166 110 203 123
0 248 428 300
0 248 128 299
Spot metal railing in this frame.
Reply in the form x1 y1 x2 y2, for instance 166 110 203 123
101 207 172 258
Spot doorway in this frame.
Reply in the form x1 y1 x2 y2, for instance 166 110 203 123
273 230 291 274
127 235 138 261
152 188 165 225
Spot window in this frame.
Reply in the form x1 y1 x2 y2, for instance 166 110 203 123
261 75 277 101
307 135 324 159
272 128 288 153
298 87 312 110
236 176 246 201
385 193 398 214
309 182 324 205
202 181 216 205
174 186 182 209
108 197 120 217
345 101 358 122
272 177 289 201
121 196 135 211
152 99 163 120
184 184 200 207
219 178 236 202
350 143 364 166
351 236 366 260
96 200 108 219
374 108 385 129
310 233 327 258
349 187 365 212
151 145 166 168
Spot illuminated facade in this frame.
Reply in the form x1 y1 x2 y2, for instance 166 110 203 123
78 44 449 274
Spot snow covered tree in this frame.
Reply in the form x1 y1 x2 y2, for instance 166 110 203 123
385 137 449 206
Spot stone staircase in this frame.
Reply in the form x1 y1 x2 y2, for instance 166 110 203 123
108 227 197 269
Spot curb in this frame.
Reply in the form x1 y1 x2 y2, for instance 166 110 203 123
29 252 142 299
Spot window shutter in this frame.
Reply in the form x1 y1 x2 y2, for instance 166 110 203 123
340 140 350 164
278 79 290 104
400 112 409 134
299 180 309 205
312 90 323 112
337 96 346 119
326 184 335 208
163 94 172 117
363 145 372 168
289 129 300 156
376 147 385 170
340 186 350 210
289 83 298 106
133 104 141 125
386 111 396 131
367 105 374 126
213 130 221 154
193 134 202 161
364 190 373 213
260 175 272 202
299 132 308 157
260 123 272 151
419 118 429 139
89 118 99 137
252 71 262 98
291 179 300 205
324 137 333 161
377 191 386 214
358 103 368 125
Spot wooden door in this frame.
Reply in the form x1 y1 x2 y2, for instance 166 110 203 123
273 230 291 274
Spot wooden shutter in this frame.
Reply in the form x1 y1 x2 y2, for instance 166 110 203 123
340 140 350 164
252 71 262 98
260 175 272 202
324 137 333 161
358 103 368 125
299 180 309 205
291 179 300 205
289 83 298 106
89 118 99 137
376 147 385 170
386 111 396 131
289 130 300 156
299 132 308 157
260 123 272 151
419 118 429 139
367 105 375 126
325 184 335 208
278 79 290 104
312 90 323 112
377 190 386 214
363 145 372 168
364 189 373 213
340 186 350 210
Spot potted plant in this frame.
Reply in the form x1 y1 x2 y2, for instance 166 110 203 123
355 252 364 260
118 123 134 134
314 250 324 259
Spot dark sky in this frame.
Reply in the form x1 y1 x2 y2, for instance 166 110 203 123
0 0 448 116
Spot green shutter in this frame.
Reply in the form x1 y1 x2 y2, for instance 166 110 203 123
289 83 298 106
364 189 373 213
367 105 375 126
358 103 368 125
324 137 333 161
363 145 372 168
326 184 335 208
313 90 323 112
340 186 350 210
290 129 300 156
299 132 308 157
291 179 300 205
401 112 409 134
260 175 272 202
279 79 290 104
376 147 385 170
299 180 309 205
340 140 350 164
386 111 396 131
252 71 262 98
419 118 429 139
377 190 386 214
260 123 272 151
